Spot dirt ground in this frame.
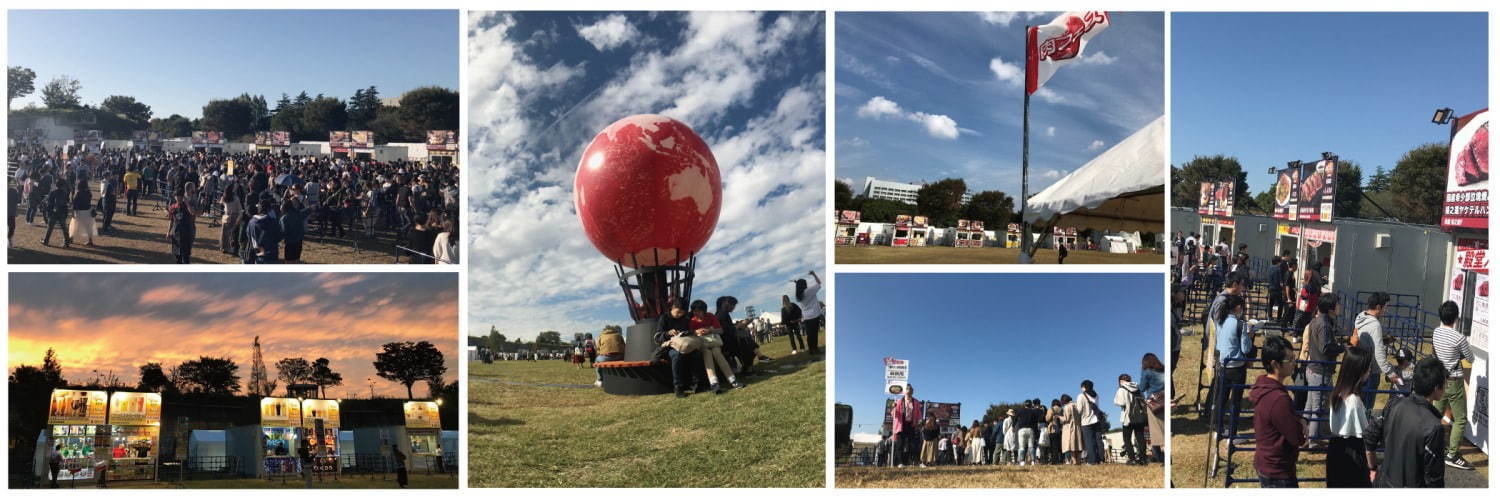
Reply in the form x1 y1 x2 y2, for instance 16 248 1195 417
836 463 1163 488
8 183 412 264
836 245 1164 264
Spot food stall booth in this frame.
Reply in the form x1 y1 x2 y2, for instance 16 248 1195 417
835 210 861 246
43 389 109 485
890 215 914 247
301 399 342 478
1439 108 1488 453
403 401 443 472
259 397 302 478
952 219 985 247
106 391 162 481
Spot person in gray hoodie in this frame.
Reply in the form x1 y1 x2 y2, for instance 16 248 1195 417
1353 292 1392 410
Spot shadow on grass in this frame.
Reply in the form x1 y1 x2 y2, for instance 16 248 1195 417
468 412 524 427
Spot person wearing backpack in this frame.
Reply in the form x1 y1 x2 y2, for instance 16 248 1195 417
1116 374 1149 465
1299 293 1345 437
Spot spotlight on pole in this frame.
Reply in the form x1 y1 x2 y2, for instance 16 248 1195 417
1267 167 1277 174
1431 107 1455 125
1320 152 1333 161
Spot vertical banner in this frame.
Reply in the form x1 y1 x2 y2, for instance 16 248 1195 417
1025 11 1111 94
883 357 909 397
1443 110 1489 231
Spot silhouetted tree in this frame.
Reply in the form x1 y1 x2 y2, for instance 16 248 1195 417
373 341 447 400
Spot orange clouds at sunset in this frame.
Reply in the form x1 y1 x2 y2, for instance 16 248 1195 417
9 273 458 399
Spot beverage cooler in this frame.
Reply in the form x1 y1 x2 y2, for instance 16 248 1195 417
259 397 303 477
106 392 162 481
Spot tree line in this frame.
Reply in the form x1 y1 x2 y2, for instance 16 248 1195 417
834 178 1018 230
1170 143 1451 225
7 65 458 144
468 326 613 355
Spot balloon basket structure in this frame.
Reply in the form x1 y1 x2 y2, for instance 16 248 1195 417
596 359 674 395
613 250 696 324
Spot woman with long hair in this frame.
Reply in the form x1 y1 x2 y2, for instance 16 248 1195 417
1078 380 1104 464
919 417 940 467
1060 394 1082 465
1141 353 1167 462
69 177 96 246
1327 345 1374 487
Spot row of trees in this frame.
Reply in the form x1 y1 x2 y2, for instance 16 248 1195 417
1170 143 1451 225
470 327 605 355
834 178 1017 230
8 66 458 144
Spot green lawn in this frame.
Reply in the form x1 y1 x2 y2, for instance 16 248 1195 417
1171 323 1488 487
468 336 826 487
837 463 1163 488
103 474 456 489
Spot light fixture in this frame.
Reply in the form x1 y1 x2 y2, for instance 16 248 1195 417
1267 167 1277 174
1432 107 1454 125
1287 160 1302 169
436 398 443 406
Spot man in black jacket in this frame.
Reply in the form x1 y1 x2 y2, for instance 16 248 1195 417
41 183 71 247
654 298 704 398
1364 357 1447 487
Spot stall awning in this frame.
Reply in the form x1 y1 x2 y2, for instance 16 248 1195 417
1024 115 1165 234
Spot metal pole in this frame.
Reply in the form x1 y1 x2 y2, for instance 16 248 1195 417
1020 68 1032 262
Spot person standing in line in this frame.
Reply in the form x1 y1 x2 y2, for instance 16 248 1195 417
1293 269 1323 336
919 417 939 468
1115 374 1147 465
1060 394 1082 465
1213 294 1254 441
280 198 309 264
1140 353 1167 462
1327 345 1375 487
1251 335 1306 488
1299 293 1345 438
166 185 197 264
122 166 140 216
1365 357 1449 487
1353 292 1393 410
99 174 118 232
1016 400 1038 466
391 444 409 488
219 182 242 254
1077 381 1103 465
781 295 804 355
999 410 1017 465
890 384 922 467
793 271 824 355
1431 300 1475 471
1268 255 1286 324
1046 399 1063 464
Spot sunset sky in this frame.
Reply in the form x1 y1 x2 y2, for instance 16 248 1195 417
9 273 458 399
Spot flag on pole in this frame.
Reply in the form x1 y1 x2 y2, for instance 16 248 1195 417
1026 11 1111 94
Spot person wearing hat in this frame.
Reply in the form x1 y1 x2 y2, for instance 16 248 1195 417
594 326 625 387
1389 347 1416 400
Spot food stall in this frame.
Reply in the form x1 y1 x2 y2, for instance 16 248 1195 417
835 210 861 246
1052 227 1078 250
403 401 442 472
1005 223 1022 248
952 219 985 247
301 399 342 477
890 215 914 247
45 389 109 484
1198 181 1237 249
1441 109 1488 453
106 391 161 481
909 216 931 246
259 397 302 478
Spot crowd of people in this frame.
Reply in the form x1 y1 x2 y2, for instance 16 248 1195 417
1174 231 1479 488
873 353 1165 469
8 145 460 263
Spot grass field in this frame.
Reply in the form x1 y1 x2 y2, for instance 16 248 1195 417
95 474 456 489
467 335 825 487
836 463 1163 488
9 180 404 264
835 245 1162 265
1170 323 1488 488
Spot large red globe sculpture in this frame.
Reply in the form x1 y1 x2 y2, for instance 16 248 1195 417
574 114 722 268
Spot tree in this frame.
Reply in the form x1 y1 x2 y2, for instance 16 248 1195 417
1334 160 1364 219
834 180 854 210
201 98 257 138
980 401 1028 425
40 75 82 109
857 197 909 223
744 305 758 320
150 114 193 138
1170 155 1254 211
535 331 563 345
425 374 445 400
915 178 967 227
373 341 448 400
348 86 381 129
1253 187 1276 216
301 96 348 139
174 357 241 395
395 86 459 141
8 66 36 106
1387 143 1450 225
100 95 152 123
137 362 175 394
310 358 344 399
1366 165 1392 193
275 357 314 395
41 348 66 387
368 106 408 146
960 190 1015 229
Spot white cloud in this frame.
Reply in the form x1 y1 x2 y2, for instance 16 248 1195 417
852 432 883 444
1085 139 1105 152
844 137 869 148
575 14 639 51
854 96 961 140
978 12 1046 28
1040 169 1065 180
989 57 1025 88
1079 51 1118 65
1045 126 1056 137
1033 87 1066 104
467 12 826 339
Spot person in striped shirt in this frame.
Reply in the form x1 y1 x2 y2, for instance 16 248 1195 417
1431 300 1475 471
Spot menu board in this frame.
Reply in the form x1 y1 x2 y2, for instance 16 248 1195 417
329 131 352 148
108 392 162 426
1198 181 1235 217
49 390 108 425
254 131 270 146
426 130 458 151
912 216 929 227
1442 110 1489 231
895 215 912 226
837 210 861 224
883 357 909 397
924 402 962 434
301 399 341 428
403 401 441 429
260 398 302 427
270 131 291 147
350 130 375 148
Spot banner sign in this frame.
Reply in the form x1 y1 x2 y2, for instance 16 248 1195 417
1275 159 1337 222
895 215 912 226
350 130 375 149
1026 11 1111 95
191 131 224 145
260 398 302 427
301 399 341 428
108 392 162 426
254 131 270 146
48 390 108 425
269 131 291 147
924 402 962 435
912 216 929 227
426 130 458 151
883 357 909 397
1443 110 1489 231
403 401 441 429
1198 181 1235 217
329 131 351 148
837 210 861 224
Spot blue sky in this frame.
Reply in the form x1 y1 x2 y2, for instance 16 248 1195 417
836 11 1163 196
1173 12 1488 196
835 273 1164 440
467 12 825 339
8 10 458 118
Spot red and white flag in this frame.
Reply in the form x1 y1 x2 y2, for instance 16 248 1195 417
1026 11 1110 94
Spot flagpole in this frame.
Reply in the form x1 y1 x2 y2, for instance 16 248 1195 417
1019 26 1032 263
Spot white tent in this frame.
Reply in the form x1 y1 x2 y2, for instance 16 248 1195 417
1024 115 1165 234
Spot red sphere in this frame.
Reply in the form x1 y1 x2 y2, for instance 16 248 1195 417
574 114 722 268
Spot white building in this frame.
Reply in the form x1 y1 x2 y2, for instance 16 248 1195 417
859 176 973 205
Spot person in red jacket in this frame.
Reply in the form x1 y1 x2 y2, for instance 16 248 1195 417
890 384 923 467
1251 335 1307 487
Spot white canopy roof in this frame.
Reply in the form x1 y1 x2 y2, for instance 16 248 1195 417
1024 115 1165 233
